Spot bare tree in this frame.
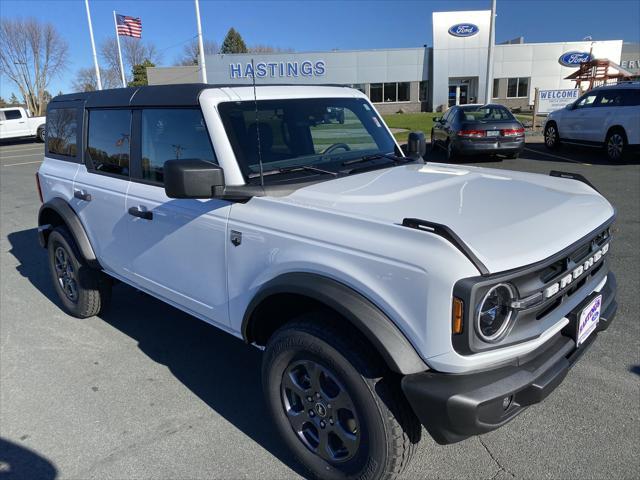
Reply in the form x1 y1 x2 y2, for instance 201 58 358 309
99 37 161 84
174 39 219 66
248 44 294 54
72 66 120 92
0 18 68 116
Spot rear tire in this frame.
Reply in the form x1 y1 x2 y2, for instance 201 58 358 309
263 315 420 480
544 122 560 150
605 129 627 163
36 126 46 143
47 226 111 318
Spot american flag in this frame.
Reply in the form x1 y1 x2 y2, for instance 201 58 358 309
116 14 142 38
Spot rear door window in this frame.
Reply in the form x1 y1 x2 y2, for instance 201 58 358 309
140 109 216 184
596 90 624 107
87 109 131 177
4 109 22 120
47 108 78 157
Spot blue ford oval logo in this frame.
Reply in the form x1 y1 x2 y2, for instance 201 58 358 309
558 51 592 67
448 23 479 37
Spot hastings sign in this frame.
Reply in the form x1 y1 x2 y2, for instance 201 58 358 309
448 23 479 37
558 51 592 67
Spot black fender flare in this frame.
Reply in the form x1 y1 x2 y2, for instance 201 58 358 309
242 272 429 375
38 197 101 269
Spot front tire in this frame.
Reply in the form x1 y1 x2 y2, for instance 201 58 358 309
544 122 560 150
605 129 627 163
47 226 111 318
263 316 419 480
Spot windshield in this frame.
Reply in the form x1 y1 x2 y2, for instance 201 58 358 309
459 105 514 122
218 97 397 182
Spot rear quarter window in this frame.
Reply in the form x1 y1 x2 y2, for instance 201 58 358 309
46 108 78 157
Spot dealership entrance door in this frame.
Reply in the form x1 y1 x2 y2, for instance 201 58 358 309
448 77 478 107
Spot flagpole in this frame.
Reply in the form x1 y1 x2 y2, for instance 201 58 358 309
113 11 127 87
484 0 497 104
194 0 208 83
84 0 102 90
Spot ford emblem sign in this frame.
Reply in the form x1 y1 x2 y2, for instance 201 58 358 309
448 23 479 37
558 51 592 67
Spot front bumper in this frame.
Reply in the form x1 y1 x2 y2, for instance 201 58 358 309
401 272 617 445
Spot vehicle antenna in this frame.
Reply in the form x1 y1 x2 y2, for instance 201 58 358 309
251 58 264 187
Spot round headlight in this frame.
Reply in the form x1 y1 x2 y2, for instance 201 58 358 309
476 283 515 342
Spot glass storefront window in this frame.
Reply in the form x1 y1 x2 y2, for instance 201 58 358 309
369 82 411 103
419 81 428 101
370 83 383 103
397 82 410 102
507 77 529 98
384 83 397 102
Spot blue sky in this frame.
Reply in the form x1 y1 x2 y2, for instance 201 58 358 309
1 0 639 97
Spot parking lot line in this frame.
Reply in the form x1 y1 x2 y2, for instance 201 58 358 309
0 152 43 161
524 147 592 166
1 160 43 167
0 145 44 154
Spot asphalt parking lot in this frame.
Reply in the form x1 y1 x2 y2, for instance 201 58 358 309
1 138 639 479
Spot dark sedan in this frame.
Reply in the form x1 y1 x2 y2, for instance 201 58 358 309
431 104 525 161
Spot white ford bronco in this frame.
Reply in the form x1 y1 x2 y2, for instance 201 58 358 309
37 84 617 480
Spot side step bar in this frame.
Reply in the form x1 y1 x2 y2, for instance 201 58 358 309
401 218 489 275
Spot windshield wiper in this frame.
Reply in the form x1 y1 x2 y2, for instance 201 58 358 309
248 165 338 179
342 153 413 166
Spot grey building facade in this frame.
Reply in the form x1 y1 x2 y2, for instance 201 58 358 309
148 10 625 113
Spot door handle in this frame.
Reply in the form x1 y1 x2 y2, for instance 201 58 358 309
73 189 92 201
128 206 153 220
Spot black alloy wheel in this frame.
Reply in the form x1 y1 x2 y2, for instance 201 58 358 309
281 359 360 463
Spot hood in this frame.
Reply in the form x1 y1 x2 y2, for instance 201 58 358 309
279 163 614 273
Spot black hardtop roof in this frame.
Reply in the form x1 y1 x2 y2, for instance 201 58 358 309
49 83 211 108
49 83 353 109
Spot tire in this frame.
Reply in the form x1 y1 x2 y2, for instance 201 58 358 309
445 141 457 162
47 226 111 318
605 129 627 163
263 315 420 480
36 126 46 143
544 122 560 150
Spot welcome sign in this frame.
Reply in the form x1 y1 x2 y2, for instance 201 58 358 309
537 89 580 114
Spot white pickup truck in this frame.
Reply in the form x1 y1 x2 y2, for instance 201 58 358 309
0 106 46 142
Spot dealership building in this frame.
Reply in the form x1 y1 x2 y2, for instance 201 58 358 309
148 10 636 113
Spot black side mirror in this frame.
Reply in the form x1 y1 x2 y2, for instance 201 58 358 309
406 131 427 161
164 159 225 199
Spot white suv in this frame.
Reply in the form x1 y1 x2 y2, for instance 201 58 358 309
544 83 640 162
37 84 617 480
